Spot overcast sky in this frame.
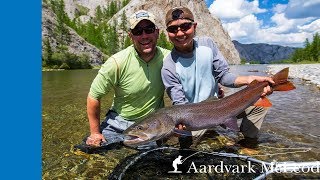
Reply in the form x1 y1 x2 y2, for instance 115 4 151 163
205 0 320 47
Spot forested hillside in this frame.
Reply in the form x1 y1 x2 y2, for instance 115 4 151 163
42 0 172 69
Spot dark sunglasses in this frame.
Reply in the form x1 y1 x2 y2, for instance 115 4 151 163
166 22 194 33
131 25 156 36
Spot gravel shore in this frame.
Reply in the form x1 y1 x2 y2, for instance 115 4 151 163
267 64 320 88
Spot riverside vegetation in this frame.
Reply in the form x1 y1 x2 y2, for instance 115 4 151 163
289 33 320 63
42 0 173 70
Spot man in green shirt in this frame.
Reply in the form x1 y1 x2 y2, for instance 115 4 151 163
86 10 170 147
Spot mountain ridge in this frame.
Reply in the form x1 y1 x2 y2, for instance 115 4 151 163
233 40 298 64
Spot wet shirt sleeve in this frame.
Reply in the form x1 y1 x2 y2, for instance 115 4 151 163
89 59 118 100
161 54 189 105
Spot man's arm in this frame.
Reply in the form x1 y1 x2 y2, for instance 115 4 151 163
234 76 274 96
161 54 189 105
86 94 106 146
85 58 117 146
202 38 274 96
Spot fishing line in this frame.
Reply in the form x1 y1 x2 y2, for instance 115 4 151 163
307 133 320 139
303 132 320 140
181 151 201 163
252 149 311 157
251 145 312 157
258 145 311 150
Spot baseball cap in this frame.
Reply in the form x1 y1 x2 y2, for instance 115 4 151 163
165 6 194 26
129 10 156 29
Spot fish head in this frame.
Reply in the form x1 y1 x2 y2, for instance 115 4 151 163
123 111 174 147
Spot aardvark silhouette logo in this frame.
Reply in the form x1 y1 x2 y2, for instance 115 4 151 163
168 155 183 173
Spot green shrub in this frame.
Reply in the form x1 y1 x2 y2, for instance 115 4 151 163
75 4 89 18
51 52 65 65
240 58 247 64
59 63 70 69
52 65 59 69
78 53 92 69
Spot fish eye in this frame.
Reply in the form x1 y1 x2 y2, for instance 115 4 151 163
136 125 143 130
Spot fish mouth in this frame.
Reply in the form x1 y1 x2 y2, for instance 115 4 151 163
123 134 150 147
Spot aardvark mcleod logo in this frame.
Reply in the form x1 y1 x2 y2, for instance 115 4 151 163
168 153 320 175
168 155 183 173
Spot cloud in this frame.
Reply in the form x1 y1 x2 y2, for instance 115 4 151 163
208 0 320 47
223 14 261 39
272 4 287 14
208 0 266 21
285 0 320 19
298 19 320 32
269 14 295 34
256 30 311 47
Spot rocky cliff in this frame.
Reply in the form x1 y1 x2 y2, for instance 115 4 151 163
43 0 241 65
42 3 104 65
233 40 297 64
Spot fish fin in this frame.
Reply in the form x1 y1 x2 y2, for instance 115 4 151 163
224 117 239 131
173 129 192 136
272 68 296 91
254 97 272 107
273 81 296 91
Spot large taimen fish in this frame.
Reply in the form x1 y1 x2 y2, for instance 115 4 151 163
123 68 295 147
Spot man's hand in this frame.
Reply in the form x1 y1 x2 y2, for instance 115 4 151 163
236 75 275 97
173 124 187 137
248 76 274 97
262 85 272 97
218 84 224 98
176 124 186 130
86 133 106 147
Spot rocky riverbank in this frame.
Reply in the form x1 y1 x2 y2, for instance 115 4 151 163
267 64 320 88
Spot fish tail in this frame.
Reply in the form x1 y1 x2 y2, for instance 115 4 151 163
271 67 296 91
254 97 272 107
253 68 295 108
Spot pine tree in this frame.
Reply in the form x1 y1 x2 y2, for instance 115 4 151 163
110 20 119 55
84 21 96 43
95 23 105 49
95 5 103 22
122 0 130 7
109 1 117 18
104 21 119 56
51 0 70 46
42 38 53 66
311 32 320 62
291 48 303 63
123 35 132 48
157 31 173 49
120 10 128 48
304 38 311 61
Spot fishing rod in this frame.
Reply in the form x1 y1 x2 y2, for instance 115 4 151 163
116 146 320 180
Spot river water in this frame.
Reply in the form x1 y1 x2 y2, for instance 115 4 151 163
42 65 320 179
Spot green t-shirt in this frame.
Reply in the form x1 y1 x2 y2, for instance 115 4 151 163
89 45 170 121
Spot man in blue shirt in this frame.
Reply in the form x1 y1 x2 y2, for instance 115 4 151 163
162 6 274 148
